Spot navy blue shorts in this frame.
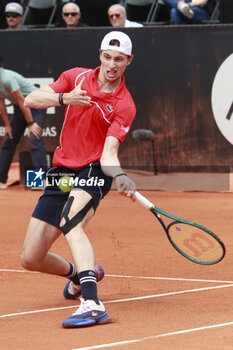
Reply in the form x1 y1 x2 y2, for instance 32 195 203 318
32 162 112 229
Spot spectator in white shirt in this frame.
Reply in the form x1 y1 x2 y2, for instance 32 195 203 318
108 4 143 27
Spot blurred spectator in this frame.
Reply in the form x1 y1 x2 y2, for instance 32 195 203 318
108 4 144 27
4 2 24 30
162 0 215 24
0 56 47 189
61 2 88 28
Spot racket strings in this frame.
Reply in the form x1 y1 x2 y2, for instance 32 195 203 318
168 222 224 264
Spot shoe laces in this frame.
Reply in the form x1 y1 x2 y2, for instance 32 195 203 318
72 298 104 315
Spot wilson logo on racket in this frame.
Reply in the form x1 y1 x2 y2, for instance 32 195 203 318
182 232 215 257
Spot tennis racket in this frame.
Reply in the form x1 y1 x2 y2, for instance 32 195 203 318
134 191 225 265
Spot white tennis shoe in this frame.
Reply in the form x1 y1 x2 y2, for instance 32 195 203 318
62 298 111 327
0 182 7 189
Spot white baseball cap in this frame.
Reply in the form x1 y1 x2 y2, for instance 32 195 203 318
5 2 23 15
100 31 132 56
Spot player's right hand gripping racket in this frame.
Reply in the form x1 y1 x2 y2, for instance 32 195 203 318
134 191 225 265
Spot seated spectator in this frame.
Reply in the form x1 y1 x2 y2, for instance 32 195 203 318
4 2 24 30
108 4 143 27
61 2 88 28
162 0 215 24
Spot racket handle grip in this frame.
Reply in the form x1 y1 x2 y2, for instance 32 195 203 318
134 191 154 210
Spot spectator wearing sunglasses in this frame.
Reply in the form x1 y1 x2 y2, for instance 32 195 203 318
108 4 143 28
4 2 24 30
61 2 88 28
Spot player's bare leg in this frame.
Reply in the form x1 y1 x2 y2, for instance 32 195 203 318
20 218 71 275
63 190 95 272
61 189 111 327
21 213 105 301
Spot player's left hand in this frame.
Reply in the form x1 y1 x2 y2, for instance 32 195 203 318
65 77 91 107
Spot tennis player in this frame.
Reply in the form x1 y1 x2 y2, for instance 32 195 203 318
21 31 136 328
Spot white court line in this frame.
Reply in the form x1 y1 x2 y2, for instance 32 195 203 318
71 320 233 350
1 269 233 284
1 283 233 319
0 305 77 318
105 284 233 304
0 269 38 274
106 274 233 284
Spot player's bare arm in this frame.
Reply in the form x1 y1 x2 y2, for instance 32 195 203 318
100 135 136 199
25 85 62 108
12 89 42 139
25 77 91 109
0 97 12 138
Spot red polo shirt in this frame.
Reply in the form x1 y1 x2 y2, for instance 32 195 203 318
49 66 136 169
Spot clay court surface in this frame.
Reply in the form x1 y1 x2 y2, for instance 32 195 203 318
1 172 233 349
